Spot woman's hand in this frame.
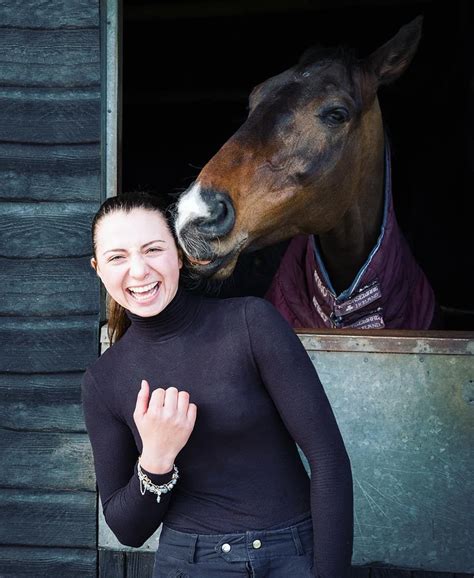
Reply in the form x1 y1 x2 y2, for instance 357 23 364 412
133 380 197 474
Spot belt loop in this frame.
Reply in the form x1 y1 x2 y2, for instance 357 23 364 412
188 534 198 563
291 526 304 556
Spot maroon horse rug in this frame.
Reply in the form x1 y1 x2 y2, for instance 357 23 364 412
265 147 435 329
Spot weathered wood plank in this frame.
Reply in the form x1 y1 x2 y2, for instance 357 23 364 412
0 257 99 316
0 89 100 144
0 430 94 490
0 143 100 175
99 549 125 578
0 169 100 202
371 570 412 577
126 551 155 578
0 202 99 258
411 570 458 578
0 546 96 578
0 489 96 548
0 373 86 432
0 316 99 373
0 29 99 87
350 567 371 577
0 0 99 29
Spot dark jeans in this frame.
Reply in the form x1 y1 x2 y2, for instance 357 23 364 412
153 517 314 577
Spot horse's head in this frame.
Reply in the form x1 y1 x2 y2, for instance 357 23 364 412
175 17 422 280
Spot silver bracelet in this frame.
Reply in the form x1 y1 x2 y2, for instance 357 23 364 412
137 461 179 503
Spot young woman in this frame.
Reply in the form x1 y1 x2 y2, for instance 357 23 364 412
82 192 353 578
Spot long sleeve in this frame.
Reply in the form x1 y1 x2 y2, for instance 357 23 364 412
81 370 174 547
245 298 353 578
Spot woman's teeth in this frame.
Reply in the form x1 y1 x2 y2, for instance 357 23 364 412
128 281 160 301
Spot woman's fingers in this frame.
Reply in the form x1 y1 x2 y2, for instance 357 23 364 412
177 390 190 414
162 386 179 414
148 386 166 412
187 402 197 427
133 379 150 420
135 383 194 424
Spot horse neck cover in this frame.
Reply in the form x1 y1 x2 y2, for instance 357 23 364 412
265 146 435 330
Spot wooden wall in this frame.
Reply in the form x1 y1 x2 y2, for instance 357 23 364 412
0 1 102 576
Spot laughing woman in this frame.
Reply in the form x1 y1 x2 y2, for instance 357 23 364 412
82 192 353 578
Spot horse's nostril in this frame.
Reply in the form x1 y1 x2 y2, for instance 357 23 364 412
198 190 235 237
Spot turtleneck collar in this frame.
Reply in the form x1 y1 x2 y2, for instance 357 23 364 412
126 285 202 342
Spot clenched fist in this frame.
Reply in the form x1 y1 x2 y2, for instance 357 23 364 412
133 380 197 474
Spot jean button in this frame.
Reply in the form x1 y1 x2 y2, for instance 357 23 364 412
252 539 262 549
221 543 231 553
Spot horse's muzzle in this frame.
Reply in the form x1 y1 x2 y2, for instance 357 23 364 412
195 188 235 238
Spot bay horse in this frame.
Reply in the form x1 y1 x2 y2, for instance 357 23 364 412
174 16 435 330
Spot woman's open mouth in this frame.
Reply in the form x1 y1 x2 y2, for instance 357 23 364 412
127 281 161 302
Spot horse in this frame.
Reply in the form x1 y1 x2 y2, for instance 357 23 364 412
174 16 436 330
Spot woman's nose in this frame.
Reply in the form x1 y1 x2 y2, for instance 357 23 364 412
129 255 150 278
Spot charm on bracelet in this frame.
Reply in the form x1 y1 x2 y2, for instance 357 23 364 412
137 462 179 503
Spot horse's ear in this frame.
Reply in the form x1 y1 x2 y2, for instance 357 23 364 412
365 15 423 87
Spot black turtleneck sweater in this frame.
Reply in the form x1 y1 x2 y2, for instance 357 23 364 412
82 288 353 578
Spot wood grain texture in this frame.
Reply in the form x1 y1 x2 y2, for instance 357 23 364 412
350 567 371 577
370 570 413 577
0 202 100 258
0 429 94 490
0 316 99 373
0 546 96 578
0 88 100 144
411 570 458 578
0 257 100 316
0 0 98 29
99 549 125 578
126 551 156 578
0 489 96 548
0 143 100 175
0 28 99 87
0 372 86 432
0 168 100 202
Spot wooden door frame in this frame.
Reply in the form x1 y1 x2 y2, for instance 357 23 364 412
101 0 122 201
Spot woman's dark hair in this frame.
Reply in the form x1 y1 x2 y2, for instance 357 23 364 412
92 192 175 343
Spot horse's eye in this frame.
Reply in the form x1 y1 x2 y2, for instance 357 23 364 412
319 107 350 127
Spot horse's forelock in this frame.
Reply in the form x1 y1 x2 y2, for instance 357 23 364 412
296 45 367 109
296 45 358 71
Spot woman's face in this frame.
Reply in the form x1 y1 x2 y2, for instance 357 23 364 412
92 208 182 317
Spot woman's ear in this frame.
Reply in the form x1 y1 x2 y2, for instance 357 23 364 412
90 257 98 272
177 248 184 269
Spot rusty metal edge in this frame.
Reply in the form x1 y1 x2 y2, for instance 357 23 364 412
297 329 474 355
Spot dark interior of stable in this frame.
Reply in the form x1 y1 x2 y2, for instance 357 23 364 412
122 0 473 329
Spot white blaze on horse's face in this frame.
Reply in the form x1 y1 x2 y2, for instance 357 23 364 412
175 181 209 244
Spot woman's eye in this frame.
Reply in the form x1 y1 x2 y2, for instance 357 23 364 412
318 107 350 127
146 247 162 254
108 255 124 262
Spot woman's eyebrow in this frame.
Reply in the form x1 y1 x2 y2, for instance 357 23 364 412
103 247 126 256
103 239 166 256
142 239 166 248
